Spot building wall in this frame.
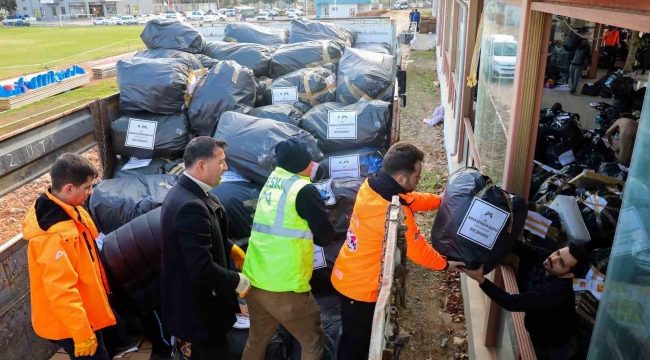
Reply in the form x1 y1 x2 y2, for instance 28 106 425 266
22 0 157 19
329 3 360 17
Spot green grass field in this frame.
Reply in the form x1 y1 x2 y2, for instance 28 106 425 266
0 26 145 79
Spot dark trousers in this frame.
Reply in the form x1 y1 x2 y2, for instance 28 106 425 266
336 291 377 360
56 330 112 360
189 335 229 360
534 335 577 360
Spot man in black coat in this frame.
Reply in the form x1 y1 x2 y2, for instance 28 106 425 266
161 136 250 359
462 241 590 360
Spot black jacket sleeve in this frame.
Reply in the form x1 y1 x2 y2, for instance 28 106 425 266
512 240 552 265
479 278 567 312
295 184 337 248
173 201 240 293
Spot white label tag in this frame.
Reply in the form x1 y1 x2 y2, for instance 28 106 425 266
327 111 358 139
121 157 152 170
534 160 558 174
585 194 608 213
314 178 335 206
525 211 553 238
553 179 570 191
559 150 576 166
603 138 612 148
125 118 157 150
313 245 327 270
329 154 360 178
221 170 250 183
272 86 298 105
457 198 510 250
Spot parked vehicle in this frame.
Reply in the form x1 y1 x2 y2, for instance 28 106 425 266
204 13 227 22
104 17 117 25
165 12 184 21
287 13 300 19
257 11 270 20
486 34 518 80
137 15 151 24
120 15 136 25
224 8 235 17
234 6 255 19
287 9 304 16
394 0 408 9
111 16 123 25
2 18 30 26
187 10 205 21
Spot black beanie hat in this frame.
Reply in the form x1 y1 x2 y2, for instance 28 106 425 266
275 138 312 174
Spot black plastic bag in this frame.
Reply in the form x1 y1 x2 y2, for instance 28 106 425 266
532 175 576 205
523 203 562 251
270 40 343 78
590 248 611 276
316 177 365 237
214 112 323 185
110 112 189 159
301 100 391 152
320 148 385 179
336 47 396 104
353 42 392 55
249 104 304 127
430 168 528 273
227 329 286 360
88 174 177 234
264 66 337 108
112 157 184 179
195 54 218 69
256 76 273 107
188 60 256 136
576 146 605 171
134 49 203 70
223 23 289 46
310 240 345 296
202 41 273 77
529 162 554 201
597 162 627 181
577 189 621 248
289 19 356 46
286 294 342 360
140 19 206 54
210 180 262 240
117 57 196 115
558 164 588 179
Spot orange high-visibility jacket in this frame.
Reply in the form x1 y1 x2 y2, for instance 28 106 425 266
331 180 448 302
22 190 115 343
603 29 620 47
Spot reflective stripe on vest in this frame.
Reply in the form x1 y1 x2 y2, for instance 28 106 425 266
243 167 314 293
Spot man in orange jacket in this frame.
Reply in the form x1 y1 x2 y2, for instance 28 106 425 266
331 142 465 360
23 153 116 359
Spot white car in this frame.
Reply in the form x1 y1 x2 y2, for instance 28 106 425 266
136 15 150 24
103 17 117 25
287 13 302 19
486 34 518 80
257 11 270 20
93 17 106 25
165 12 184 21
120 15 136 24
203 13 226 22
187 10 205 21
110 16 122 25
287 9 304 16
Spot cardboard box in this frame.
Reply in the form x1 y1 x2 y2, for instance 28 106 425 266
569 170 625 190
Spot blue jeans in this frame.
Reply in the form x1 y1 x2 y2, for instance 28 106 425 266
56 330 111 360
569 64 583 92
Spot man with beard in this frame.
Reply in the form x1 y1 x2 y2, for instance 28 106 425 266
463 241 590 360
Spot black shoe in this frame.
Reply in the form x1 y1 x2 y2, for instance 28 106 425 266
570 90 576 95
114 336 139 353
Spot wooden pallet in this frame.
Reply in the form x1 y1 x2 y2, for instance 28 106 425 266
92 63 117 79
0 74 90 111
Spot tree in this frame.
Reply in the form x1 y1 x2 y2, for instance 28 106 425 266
624 31 640 74
222 0 232 7
0 0 17 13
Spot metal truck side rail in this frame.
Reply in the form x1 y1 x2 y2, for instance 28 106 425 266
369 195 408 360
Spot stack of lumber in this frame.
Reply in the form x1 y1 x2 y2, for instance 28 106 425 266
92 63 117 79
419 16 437 34
0 74 90 111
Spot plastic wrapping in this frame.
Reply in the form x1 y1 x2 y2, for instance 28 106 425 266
320 148 385 179
336 47 396 104
289 19 356 46
214 112 323 185
529 162 554 201
223 23 289 45
112 158 184 179
210 181 262 240
548 195 591 246
110 112 189 159
353 42 392 55
597 162 628 181
577 189 621 248
430 168 527 273
286 294 342 360
88 174 177 234
202 41 273 77
300 100 391 152
134 49 203 70
255 76 273 107
140 19 206 54
188 60 256 136
590 248 611 276
249 104 304 127
264 66 337 108
269 40 343 78
576 146 606 171
117 57 196 115
226 329 286 360
195 54 218 69
532 175 576 205
101 207 163 313
523 203 562 251
323 177 365 236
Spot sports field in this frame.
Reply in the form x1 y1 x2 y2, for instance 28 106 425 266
0 26 145 79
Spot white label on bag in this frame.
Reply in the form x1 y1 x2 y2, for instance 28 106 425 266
325 75 335 86
314 178 336 206
327 111 358 139
585 195 608 213
329 154 360 178
313 245 327 270
221 171 250 183
603 138 612 148
121 157 152 170
457 198 510 250
558 150 576 166
272 86 298 105
525 211 553 238
125 119 157 150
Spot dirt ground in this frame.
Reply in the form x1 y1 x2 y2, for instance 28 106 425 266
396 49 469 360
0 147 101 245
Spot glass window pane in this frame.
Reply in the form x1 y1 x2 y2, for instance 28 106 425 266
588 85 650 360
473 1 521 184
